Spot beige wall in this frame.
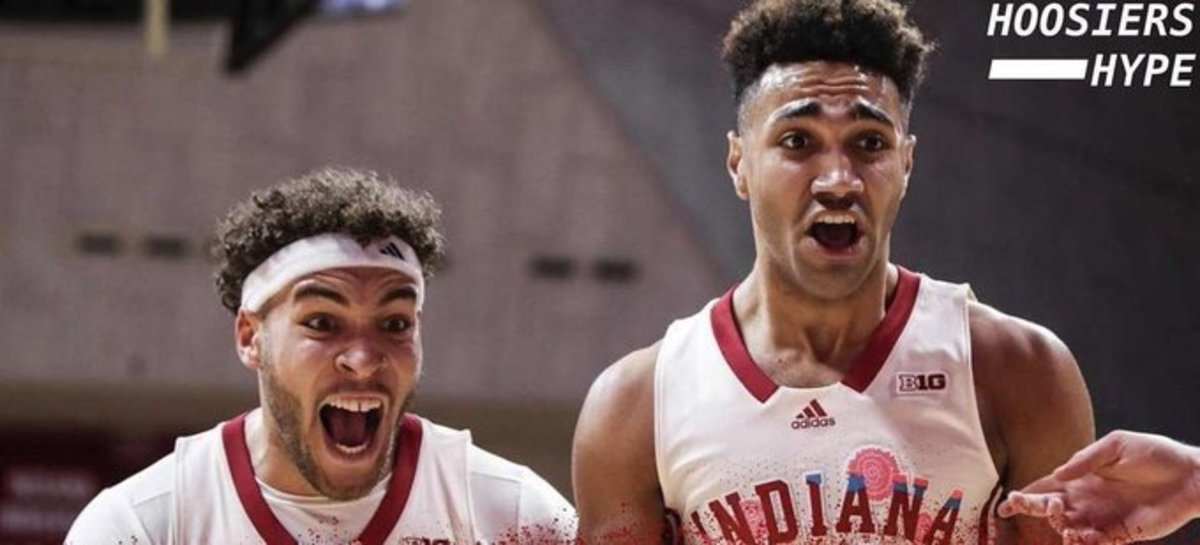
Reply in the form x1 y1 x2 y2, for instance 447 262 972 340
0 0 726 493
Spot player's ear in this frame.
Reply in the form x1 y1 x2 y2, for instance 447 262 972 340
727 130 749 200
235 310 264 370
901 133 917 198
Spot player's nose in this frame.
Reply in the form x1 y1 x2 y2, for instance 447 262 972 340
334 339 388 378
810 152 863 209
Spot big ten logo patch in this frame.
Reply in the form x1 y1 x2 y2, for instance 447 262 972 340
896 373 947 394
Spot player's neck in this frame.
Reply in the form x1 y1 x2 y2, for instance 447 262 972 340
735 260 896 371
245 408 323 497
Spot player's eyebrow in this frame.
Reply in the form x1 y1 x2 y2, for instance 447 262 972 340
767 99 897 131
767 100 821 126
292 284 349 306
851 101 897 129
379 285 417 306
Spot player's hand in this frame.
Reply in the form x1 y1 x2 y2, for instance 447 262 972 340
997 430 1200 544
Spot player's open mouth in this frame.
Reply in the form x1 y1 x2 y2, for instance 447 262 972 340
807 213 862 252
319 396 384 456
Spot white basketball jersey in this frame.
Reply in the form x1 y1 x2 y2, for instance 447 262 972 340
655 268 1002 545
173 414 503 544
67 411 575 545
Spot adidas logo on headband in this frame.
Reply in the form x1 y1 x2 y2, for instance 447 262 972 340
378 241 406 261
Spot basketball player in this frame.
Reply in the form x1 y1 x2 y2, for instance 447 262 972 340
573 1 1094 543
67 168 575 544
999 430 1200 544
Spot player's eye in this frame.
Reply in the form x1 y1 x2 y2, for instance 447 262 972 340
780 131 812 150
380 316 411 334
302 314 336 333
858 133 889 152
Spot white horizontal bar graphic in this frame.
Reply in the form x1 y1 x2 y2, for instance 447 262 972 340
988 59 1089 80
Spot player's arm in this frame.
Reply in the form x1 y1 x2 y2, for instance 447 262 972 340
572 343 665 544
970 302 1095 544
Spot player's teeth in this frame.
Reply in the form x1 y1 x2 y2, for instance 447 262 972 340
817 215 855 225
326 397 382 413
335 443 367 454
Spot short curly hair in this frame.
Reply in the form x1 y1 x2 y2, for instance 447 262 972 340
722 0 934 112
212 167 447 314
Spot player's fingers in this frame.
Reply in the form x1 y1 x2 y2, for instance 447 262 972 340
997 492 1055 518
1096 520 1139 545
1054 432 1125 481
1045 495 1066 531
996 493 1027 518
1019 474 1065 494
1062 527 1103 545
1040 494 1068 529
996 497 1018 518
1081 527 1127 545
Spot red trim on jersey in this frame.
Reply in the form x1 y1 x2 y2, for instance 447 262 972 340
222 413 295 545
221 412 424 545
359 415 423 544
840 267 920 392
711 266 921 402
711 288 779 403
978 481 1003 545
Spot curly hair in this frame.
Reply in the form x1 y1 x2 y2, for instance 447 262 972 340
722 0 934 110
212 167 447 313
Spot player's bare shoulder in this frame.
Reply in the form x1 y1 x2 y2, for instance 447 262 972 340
582 342 660 416
574 341 660 470
967 299 1080 387
572 342 665 542
967 298 1092 430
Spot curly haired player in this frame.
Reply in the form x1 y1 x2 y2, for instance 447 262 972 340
68 168 575 544
572 1 1094 543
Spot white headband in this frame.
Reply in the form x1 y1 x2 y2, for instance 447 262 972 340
240 233 424 312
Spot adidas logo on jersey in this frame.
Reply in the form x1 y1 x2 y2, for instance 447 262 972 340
791 399 836 430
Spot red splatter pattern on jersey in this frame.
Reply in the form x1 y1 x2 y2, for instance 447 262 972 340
847 447 902 501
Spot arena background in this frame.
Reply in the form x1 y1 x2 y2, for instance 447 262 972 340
0 0 1196 542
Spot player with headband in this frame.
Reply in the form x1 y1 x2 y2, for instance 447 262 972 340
67 167 576 544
